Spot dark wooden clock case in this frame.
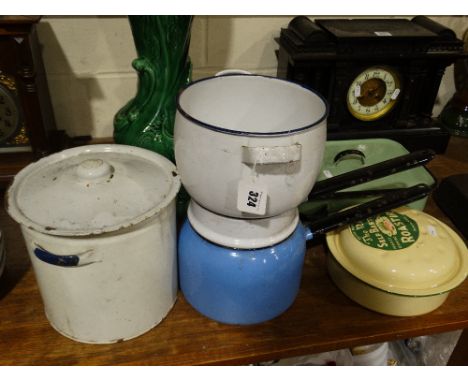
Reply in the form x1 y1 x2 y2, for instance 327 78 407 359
0 16 68 187
276 16 467 153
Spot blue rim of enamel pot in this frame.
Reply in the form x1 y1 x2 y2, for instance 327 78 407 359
176 74 329 137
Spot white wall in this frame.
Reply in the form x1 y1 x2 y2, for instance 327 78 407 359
36 16 468 138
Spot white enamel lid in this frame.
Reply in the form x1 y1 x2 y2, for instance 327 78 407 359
188 200 299 249
6 144 181 236
326 207 468 296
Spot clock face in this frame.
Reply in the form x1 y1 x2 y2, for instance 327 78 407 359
346 67 401 122
0 84 20 144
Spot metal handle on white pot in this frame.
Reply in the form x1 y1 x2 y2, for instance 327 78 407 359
34 246 99 267
217 69 302 166
242 144 302 165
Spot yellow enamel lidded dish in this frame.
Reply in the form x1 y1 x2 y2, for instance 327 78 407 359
326 207 468 316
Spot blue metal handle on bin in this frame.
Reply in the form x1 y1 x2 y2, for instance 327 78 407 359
33 246 97 267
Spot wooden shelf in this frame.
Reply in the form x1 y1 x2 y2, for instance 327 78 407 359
0 137 467 365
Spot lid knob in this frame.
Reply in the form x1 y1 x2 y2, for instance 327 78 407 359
77 159 113 180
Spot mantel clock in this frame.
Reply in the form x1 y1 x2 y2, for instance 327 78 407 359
277 16 466 153
0 16 67 186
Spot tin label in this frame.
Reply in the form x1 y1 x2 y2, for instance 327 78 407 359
350 211 419 250
237 179 268 215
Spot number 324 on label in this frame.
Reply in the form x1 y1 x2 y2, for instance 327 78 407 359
237 180 268 215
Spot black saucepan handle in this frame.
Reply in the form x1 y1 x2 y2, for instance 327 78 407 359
306 183 434 236
311 188 408 199
308 149 436 199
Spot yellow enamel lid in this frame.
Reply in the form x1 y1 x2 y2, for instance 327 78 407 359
326 207 468 296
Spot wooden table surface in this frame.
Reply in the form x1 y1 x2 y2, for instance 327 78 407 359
0 137 467 366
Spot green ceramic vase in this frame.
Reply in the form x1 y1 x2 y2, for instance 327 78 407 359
114 16 193 218
114 16 193 163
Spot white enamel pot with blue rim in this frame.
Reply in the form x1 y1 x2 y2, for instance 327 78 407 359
6 144 181 344
179 184 432 325
174 73 329 219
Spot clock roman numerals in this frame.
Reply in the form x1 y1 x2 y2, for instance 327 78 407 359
347 66 401 121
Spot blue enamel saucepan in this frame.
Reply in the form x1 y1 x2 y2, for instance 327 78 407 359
179 153 433 325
